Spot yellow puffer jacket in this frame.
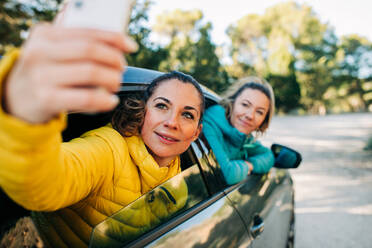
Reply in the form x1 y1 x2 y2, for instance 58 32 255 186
0 49 185 247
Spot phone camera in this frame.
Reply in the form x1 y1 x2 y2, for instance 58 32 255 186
74 0 84 9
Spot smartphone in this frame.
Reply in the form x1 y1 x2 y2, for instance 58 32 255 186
61 0 135 33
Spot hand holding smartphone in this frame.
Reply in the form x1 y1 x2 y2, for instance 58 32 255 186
57 0 138 114
5 0 138 123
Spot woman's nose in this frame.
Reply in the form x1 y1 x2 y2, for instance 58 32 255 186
244 109 254 120
164 113 179 130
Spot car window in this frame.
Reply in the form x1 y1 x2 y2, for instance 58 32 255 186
190 139 224 194
197 134 227 190
89 147 210 248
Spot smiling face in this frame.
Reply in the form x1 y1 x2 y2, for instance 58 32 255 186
141 79 202 167
230 88 270 135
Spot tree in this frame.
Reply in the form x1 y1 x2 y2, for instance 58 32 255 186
188 23 230 93
0 0 62 55
153 9 205 72
227 1 339 113
153 9 229 93
330 35 372 111
125 0 168 69
0 0 168 70
294 22 339 114
267 64 301 113
153 9 203 40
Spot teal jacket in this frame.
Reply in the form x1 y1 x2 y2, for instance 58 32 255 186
202 105 274 185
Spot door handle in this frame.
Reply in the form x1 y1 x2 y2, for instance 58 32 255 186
250 214 264 239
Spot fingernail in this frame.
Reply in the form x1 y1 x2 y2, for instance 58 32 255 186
125 37 138 52
111 95 120 105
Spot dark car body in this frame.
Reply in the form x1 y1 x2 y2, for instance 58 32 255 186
63 67 301 248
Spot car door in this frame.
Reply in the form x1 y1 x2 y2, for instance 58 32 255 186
144 140 251 248
88 140 249 248
196 133 295 248
224 168 294 248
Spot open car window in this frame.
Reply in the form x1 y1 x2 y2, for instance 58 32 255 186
195 135 226 191
89 147 210 248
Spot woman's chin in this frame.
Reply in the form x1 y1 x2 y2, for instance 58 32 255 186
150 148 177 161
237 126 253 135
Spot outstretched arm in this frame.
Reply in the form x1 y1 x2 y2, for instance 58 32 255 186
203 121 249 185
245 141 275 174
3 24 137 124
0 23 137 211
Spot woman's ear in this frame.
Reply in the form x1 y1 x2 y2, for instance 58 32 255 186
192 124 202 141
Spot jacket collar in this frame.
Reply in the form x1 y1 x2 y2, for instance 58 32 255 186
125 135 180 193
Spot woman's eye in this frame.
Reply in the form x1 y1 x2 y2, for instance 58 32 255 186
242 102 250 108
183 112 195 120
155 103 167 110
257 110 264 116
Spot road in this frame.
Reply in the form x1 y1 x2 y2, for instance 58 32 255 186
261 113 372 248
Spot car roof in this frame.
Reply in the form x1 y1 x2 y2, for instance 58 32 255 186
121 66 220 104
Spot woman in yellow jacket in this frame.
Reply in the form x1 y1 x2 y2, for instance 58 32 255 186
0 23 204 247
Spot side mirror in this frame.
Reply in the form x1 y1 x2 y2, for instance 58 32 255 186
271 144 302 169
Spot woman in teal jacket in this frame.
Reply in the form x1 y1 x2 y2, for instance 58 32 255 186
203 76 275 185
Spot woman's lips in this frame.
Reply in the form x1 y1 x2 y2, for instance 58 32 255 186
155 131 179 144
238 118 253 127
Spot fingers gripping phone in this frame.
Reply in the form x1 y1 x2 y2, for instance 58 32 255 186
61 0 135 33
59 0 135 115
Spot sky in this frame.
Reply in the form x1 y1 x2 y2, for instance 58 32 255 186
147 0 372 46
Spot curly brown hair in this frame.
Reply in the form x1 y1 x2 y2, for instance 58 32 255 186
111 93 145 137
112 71 205 137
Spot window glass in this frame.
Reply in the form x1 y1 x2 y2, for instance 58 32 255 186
198 134 220 171
89 163 209 248
197 135 226 189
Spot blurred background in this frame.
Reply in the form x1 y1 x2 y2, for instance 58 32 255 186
1 0 372 115
1 1 371 247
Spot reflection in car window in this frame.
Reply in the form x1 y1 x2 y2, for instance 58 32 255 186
89 163 209 248
196 138 219 170
195 136 226 191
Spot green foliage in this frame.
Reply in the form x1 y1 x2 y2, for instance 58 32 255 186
153 9 229 93
0 0 62 55
226 1 372 114
267 72 301 113
227 2 315 112
1 0 371 114
191 24 230 93
225 61 256 81
125 0 168 70
331 35 372 112
153 9 203 39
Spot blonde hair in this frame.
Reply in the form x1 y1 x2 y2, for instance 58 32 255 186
220 76 275 136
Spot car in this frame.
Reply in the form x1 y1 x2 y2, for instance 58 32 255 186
0 67 302 248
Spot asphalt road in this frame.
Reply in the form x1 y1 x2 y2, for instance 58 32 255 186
261 113 372 248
